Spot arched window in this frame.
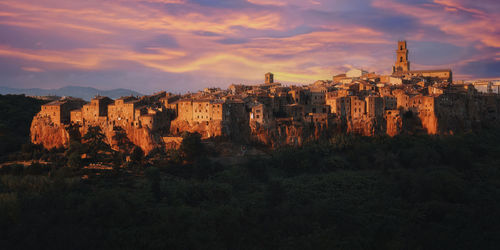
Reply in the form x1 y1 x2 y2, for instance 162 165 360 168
400 57 403 62
400 45 403 50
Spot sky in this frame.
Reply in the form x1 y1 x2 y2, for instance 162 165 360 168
0 0 498 94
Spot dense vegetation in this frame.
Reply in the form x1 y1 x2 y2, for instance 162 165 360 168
1 130 500 249
0 95 47 159
1 95 499 249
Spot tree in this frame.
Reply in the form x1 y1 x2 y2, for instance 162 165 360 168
130 146 144 165
67 152 83 169
179 132 204 161
112 151 124 170
65 123 81 143
112 126 132 153
65 141 84 157
145 167 161 201
82 126 109 160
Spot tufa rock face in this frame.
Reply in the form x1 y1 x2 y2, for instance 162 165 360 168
30 78 500 155
385 110 403 137
80 122 163 154
30 114 164 154
170 120 225 139
347 117 385 136
249 119 341 148
30 115 70 149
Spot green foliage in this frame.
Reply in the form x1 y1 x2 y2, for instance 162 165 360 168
1 130 500 249
82 126 109 160
65 123 82 142
130 146 144 164
145 167 161 201
112 151 124 170
179 132 204 161
67 152 83 169
0 95 47 159
112 126 132 153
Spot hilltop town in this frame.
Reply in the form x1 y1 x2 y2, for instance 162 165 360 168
30 41 500 153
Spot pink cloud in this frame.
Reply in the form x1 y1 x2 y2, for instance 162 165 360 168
0 0 497 90
372 0 500 48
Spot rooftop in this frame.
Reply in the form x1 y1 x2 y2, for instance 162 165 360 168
409 69 452 73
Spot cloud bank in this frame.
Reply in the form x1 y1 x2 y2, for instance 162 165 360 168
0 0 498 93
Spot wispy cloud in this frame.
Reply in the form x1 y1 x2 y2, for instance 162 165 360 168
0 0 497 92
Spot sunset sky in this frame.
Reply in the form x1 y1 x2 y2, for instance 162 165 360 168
0 0 498 93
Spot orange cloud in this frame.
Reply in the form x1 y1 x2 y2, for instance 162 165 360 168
1 0 496 87
372 0 500 48
0 0 286 36
247 0 287 6
21 67 44 72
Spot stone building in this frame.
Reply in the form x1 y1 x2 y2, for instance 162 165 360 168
350 96 366 120
346 68 368 78
39 97 86 124
365 96 384 118
30 41 500 151
391 40 452 83
192 99 225 122
408 69 452 83
249 101 273 125
309 86 327 105
107 96 139 126
326 96 351 119
383 96 397 110
393 40 410 73
265 72 274 84
81 96 113 123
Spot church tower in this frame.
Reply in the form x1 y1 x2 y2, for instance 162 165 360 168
265 72 274 84
393 40 410 73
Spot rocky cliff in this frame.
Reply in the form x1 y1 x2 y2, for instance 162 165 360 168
346 117 386 136
30 115 163 154
170 120 225 138
30 115 70 149
249 119 341 148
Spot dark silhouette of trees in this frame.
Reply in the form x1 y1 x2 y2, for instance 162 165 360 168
0 94 48 158
65 123 82 142
130 146 144 165
112 126 132 153
67 151 83 169
82 126 109 161
2 104 500 250
179 132 204 161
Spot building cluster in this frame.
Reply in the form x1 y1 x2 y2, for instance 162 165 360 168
38 92 172 132
34 41 500 150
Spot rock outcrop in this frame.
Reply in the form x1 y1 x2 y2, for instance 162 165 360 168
30 114 164 154
249 118 341 148
170 120 225 138
30 115 70 149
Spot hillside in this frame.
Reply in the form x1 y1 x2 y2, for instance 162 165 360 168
0 86 143 100
1 131 500 249
0 94 48 158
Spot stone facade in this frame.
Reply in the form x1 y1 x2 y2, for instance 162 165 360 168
393 40 410 73
31 44 500 152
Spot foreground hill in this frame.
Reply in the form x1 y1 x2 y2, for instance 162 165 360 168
0 86 143 100
1 131 500 249
0 94 47 158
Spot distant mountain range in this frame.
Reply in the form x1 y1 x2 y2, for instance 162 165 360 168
0 86 143 101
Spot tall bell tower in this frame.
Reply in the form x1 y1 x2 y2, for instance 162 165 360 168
265 72 274 84
392 40 410 73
